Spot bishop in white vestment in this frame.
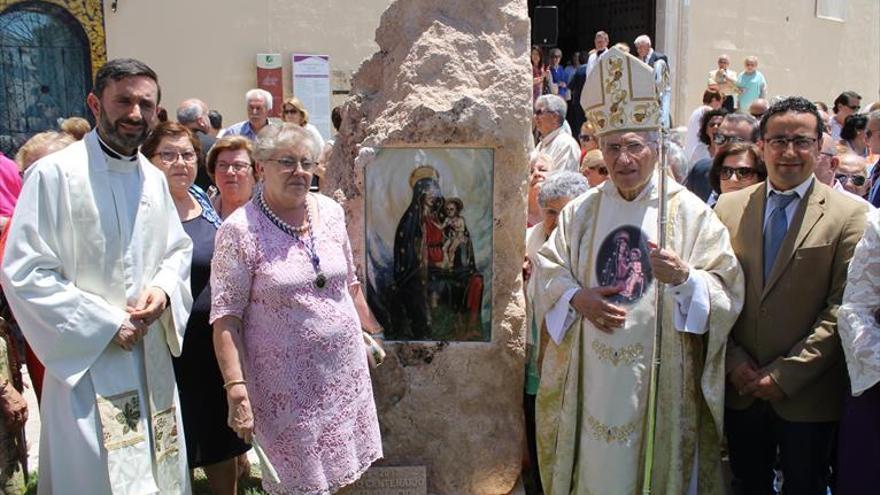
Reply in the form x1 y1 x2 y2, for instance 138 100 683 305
1 59 193 495
534 47 745 495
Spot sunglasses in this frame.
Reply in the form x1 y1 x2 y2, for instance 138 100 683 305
587 166 608 176
846 104 861 111
836 173 866 186
720 166 757 180
282 109 300 115
579 134 595 142
713 134 746 146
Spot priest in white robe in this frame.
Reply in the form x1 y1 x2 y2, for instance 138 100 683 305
535 47 745 495
1 59 193 495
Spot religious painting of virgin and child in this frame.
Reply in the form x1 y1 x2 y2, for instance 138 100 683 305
595 225 653 304
364 148 493 341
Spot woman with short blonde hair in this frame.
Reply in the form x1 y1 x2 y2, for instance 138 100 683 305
280 96 325 150
211 123 383 494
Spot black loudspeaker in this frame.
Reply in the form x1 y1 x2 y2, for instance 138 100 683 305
533 6 558 46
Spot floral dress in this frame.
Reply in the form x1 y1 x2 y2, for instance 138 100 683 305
210 194 382 494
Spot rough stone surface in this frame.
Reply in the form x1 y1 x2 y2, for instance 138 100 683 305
321 1 531 493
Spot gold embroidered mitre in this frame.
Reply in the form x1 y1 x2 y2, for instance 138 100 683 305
409 165 440 188
582 46 661 136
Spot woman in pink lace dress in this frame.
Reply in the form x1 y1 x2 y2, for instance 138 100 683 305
210 123 383 494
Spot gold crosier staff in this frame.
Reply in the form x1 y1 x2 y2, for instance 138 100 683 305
642 58 672 495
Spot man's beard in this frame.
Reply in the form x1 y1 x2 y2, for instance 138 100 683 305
98 110 148 154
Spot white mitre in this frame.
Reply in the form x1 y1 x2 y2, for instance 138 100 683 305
581 46 662 136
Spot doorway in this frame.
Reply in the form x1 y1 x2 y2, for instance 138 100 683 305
0 1 92 156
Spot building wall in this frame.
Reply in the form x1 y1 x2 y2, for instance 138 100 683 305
676 0 880 124
104 1 879 129
103 0 393 125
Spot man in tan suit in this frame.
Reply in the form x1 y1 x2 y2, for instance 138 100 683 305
715 96 867 495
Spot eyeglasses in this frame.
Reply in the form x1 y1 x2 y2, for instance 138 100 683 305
216 161 251 173
602 141 654 157
836 173 867 186
579 134 595 142
764 136 818 152
713 133 746 146
720 166 758 180
264 156 317 172
154 150 197 165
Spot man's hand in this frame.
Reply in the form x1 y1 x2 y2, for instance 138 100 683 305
741 373 786 401
113 317 149 351
0 382 27 429
226 384 254 444
728 361 760 395
569 286 627 333
127 287 168 327
648 242 689 285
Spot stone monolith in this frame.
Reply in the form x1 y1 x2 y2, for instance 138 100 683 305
323 0 532 493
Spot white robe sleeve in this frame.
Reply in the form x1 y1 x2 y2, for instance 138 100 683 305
152 186 193 358
1 164 127 387
838 209 880 396
670 270 710 335
545 288 579 344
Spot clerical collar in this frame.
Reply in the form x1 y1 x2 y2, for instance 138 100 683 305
96 133 138 162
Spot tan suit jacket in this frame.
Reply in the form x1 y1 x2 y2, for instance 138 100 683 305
714 180 867 422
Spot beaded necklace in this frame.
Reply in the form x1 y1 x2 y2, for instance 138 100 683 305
256 190 327 289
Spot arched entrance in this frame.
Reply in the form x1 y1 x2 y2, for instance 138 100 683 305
0 1 92 156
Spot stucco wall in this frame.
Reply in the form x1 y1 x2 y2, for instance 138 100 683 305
103 0 392 125
679 0 880 123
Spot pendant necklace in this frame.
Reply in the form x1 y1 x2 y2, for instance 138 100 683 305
256 191 327 289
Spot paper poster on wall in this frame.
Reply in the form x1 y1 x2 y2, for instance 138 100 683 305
292 54 331 140
256 54 283 118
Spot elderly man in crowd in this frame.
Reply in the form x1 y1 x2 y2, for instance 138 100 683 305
748 98 769 120
547 48 568 100
535 46 744 495
687 113 759 202
708 54 738 112
177 97 216 189
584 30 609 77
836 153 871 199
221 88 273 140
814 133 871 206
864 111 880 206
634 34 667 69
714 97 867 495
1 58 193 494
534 94 580 172
830 91 862 141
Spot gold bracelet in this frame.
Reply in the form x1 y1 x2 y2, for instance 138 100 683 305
223 379 247 390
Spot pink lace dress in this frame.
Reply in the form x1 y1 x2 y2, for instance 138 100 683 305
210 194 382 494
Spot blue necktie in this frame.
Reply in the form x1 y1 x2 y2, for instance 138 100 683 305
763 192 797 283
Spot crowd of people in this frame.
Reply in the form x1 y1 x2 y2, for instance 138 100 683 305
0 26 876 495
0 58 372 495
526 30 880 495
